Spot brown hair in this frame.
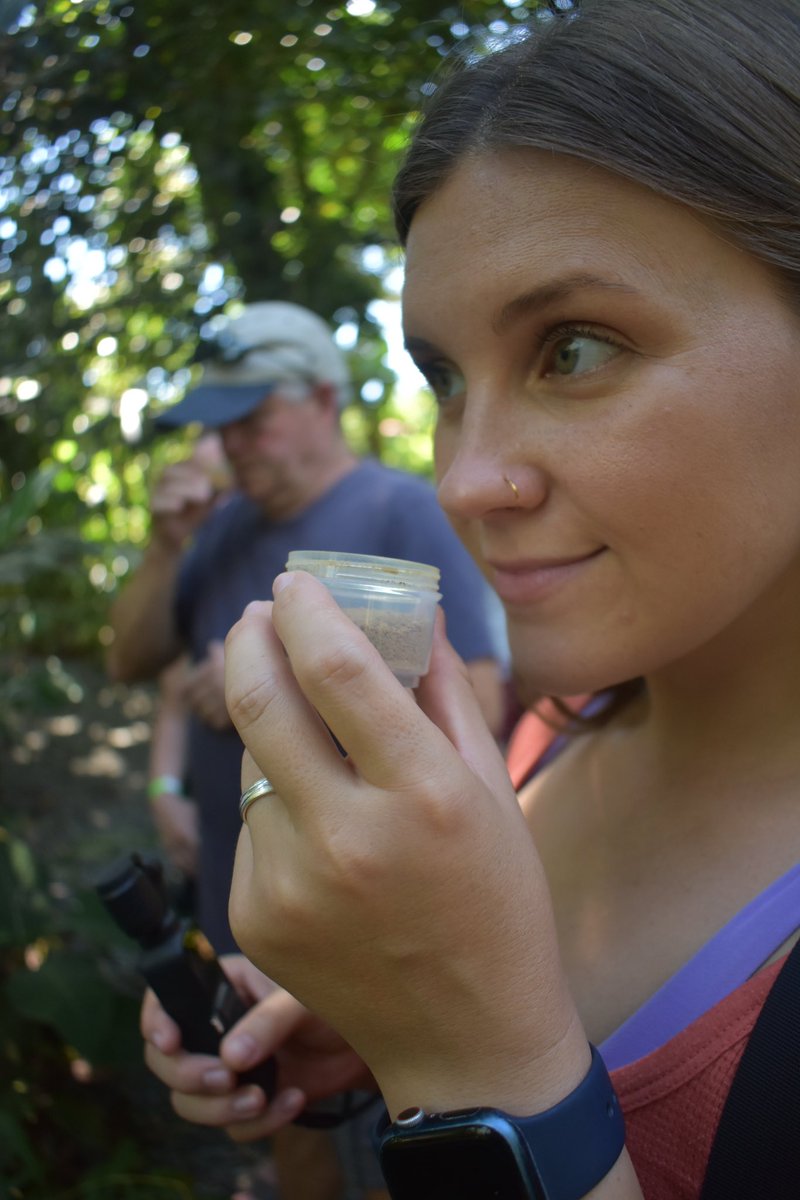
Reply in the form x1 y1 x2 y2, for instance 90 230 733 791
393 0 800 303
393 0 800 725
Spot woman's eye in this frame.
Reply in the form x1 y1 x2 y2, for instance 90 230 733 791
543 331 621 378
421 360 465 404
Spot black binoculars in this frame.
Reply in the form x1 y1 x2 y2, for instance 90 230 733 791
95 851 277 1097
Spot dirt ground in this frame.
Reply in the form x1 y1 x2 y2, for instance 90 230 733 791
2 654 276 1199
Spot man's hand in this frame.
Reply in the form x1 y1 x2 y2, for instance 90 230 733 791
149 790 199 876
183 640 231 730
149 460 218 553
106 454 222 683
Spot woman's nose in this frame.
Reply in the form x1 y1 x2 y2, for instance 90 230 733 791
436 440 548 523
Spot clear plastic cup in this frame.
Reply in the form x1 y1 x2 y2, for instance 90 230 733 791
285 550 442 687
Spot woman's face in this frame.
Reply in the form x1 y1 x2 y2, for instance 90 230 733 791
402 150 800 697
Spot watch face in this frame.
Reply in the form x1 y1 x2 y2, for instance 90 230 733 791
380 1122 543 1200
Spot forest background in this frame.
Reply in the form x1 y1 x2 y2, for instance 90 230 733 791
0 1 549 1196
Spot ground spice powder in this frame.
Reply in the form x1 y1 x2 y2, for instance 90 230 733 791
342 606 429 673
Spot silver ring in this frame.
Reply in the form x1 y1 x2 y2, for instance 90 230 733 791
239 777 276 823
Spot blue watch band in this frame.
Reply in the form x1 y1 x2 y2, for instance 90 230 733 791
511 1045 624 1199
377 1044 625 1200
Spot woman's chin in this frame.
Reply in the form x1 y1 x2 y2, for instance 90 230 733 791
510 652 638 710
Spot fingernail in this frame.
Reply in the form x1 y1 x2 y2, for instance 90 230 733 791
232 1087 264 1115
272 572 296 597
242 600 269 618
225 1033 258 1069
203 1067 233 1090
151 1030 170 1052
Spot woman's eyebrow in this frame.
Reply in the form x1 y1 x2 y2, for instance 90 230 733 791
403 335 439 359
404 274 643 356
492 273 642 335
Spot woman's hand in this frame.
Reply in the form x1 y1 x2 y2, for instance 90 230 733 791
225 572 590 1119
141 954 375 1142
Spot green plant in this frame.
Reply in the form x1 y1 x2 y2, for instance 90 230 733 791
0 466 100 657
0 827 205 1199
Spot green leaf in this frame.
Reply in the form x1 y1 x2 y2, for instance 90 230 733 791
0 1109 44 1184
0 831 47 945
7 834 37 889
0 469 57 548
6 952 116 1059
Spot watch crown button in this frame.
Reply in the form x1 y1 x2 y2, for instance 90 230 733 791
395 1106 425 1128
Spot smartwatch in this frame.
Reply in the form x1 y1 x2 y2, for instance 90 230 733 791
377 1044 624 1200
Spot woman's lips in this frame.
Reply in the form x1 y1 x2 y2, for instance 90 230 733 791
489 548 606 605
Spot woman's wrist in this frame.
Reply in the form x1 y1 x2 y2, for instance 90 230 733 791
377 1012 592 1122
377 1044 631 1200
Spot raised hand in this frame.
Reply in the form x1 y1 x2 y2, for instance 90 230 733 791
224 572 591 1121
149 459 218 552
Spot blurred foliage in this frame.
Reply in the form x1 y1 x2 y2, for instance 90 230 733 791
0 825 208 1198
0 0 545 660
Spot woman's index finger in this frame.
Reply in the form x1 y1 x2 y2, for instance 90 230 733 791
270 572 452 792
224 599 350 800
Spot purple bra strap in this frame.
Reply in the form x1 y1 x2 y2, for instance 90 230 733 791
600 861 800 1071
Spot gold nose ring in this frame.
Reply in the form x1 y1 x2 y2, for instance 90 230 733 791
503 474 521 503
